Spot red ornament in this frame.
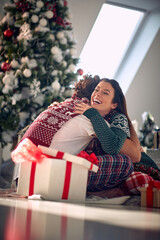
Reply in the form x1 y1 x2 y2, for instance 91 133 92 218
1 61 11 72
64 1 68 7
77 68 83 76
4 29 13 38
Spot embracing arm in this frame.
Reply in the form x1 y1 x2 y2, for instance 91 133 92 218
120 121 141 163
83 108 127 154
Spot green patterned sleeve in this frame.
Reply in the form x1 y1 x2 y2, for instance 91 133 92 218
83 108 129 154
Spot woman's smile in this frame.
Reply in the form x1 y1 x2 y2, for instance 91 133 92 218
91 81 117 116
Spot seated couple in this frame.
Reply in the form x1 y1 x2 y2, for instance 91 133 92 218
19 75 159 195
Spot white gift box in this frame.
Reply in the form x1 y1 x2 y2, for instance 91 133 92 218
17 146 98 202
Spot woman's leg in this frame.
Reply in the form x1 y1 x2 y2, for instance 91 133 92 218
87 154 133 192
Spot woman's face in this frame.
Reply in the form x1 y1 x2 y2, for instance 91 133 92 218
91 81 117 116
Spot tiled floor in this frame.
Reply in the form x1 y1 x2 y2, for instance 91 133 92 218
0 197 160 240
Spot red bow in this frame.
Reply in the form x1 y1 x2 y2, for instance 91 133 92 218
148 180 160 189
77 151 99 165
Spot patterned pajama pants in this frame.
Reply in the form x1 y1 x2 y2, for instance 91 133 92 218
87 154 133 192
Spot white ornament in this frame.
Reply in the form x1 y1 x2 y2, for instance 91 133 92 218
68 64 75 72
2 75 11 85
48 34 55 41
51 70 58 76
22 12 29 19
70 48 76 56
11 59 19 68
34 8 40 13
17 23 32 41
51 46 60 55
60 37 67 45
40 18 47 27
45 11 54 19
23 69 32 78
2 85 12 94
39 26 50 32
31 15 39 23
2 71 18 88
28 59 37 68
21 56 29 64
52 79 61 91
15 69 22 77
12 93 22 105
56 31 65 39
53 53 63 63
36 1 44 8
61 61 67 67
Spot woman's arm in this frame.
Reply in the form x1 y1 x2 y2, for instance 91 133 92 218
74 103 141 162
83 108 128 154
120 121 141 163
74 102 128 154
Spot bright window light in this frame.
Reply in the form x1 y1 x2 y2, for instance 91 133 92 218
77 3 144 78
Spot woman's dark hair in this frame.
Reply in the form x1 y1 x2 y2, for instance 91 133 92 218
74 74 100 101
101 78 130 121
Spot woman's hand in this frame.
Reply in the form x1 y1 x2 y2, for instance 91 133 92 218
74 103 92 114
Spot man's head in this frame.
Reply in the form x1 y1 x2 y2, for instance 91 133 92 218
74 74 100 101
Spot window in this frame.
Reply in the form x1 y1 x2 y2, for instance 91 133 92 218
77 3 144 79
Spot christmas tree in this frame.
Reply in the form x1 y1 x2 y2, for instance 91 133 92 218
0 0 79 155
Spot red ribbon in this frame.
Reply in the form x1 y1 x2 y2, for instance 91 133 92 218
55 151 72 200
77 151 99 166
62 161 72 200
146 180 160 207
29 162 36 196
28 150 72 200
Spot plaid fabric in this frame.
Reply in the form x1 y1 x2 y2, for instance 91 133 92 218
122 171 154 195
87 154 133 192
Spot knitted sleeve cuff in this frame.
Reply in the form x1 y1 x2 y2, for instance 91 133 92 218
83 108 99 119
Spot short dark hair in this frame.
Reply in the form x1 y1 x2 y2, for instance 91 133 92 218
75 74 100 101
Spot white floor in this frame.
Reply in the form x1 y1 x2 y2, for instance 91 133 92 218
0 197 160 240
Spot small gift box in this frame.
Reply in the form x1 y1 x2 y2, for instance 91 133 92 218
140 181 160 208
11 138 98 202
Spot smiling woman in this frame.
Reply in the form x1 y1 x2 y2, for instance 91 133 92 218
90 81 118 117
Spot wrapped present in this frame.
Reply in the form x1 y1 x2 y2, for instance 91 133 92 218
140 181 160 208
12 139 98 202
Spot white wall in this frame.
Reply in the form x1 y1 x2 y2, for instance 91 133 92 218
125 29 160 128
